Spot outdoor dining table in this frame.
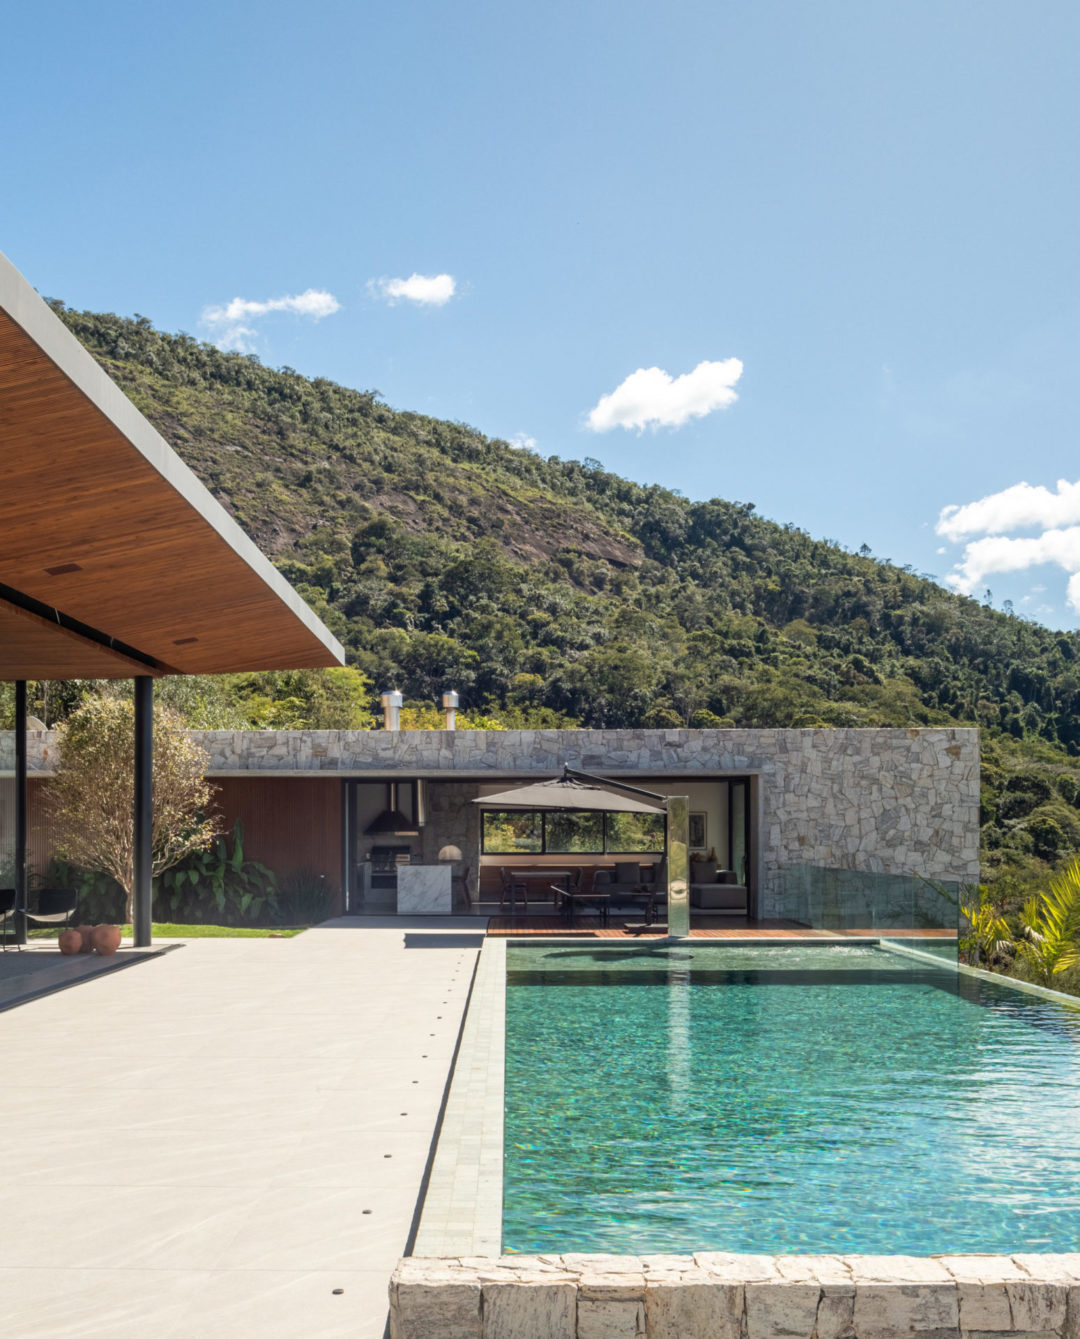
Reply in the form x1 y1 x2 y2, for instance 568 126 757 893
556 887 611 928
507 868 580 919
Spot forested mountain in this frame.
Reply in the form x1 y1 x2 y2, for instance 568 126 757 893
32 303 1080 885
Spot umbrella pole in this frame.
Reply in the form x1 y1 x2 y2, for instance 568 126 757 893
667 795 690 938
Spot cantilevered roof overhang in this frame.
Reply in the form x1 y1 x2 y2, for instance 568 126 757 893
0 251 344 679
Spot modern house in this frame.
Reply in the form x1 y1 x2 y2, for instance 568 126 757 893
4 723 980 933
0 250 980 941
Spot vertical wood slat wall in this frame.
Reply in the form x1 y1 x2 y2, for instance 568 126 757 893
214 778 343 911
28 779 54 878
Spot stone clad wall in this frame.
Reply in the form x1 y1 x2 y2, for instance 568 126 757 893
389 1251 1080 1339
419 781 481 870
754 729 979 917
2 727 979 909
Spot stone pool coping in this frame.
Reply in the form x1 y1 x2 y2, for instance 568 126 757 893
390 1251 1080 1338
413 936 506 1256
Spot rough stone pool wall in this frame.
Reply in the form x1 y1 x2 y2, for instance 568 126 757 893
390 1251 1080 1339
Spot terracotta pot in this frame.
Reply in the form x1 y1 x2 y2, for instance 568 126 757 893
90 924 122 956
58 928 83 956
74 925 96 953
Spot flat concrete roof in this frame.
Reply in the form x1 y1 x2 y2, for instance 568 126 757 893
0 250 344 677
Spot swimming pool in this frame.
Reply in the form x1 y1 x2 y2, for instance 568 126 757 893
503 942 1080 1255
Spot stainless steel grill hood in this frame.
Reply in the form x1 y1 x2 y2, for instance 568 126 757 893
364 782 419 836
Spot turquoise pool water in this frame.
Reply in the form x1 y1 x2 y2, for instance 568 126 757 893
503 943 1080 1255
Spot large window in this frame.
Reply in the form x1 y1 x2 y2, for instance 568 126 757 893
482 809 665 855
482 812 542 853
545 811 604 853
605 811 666 853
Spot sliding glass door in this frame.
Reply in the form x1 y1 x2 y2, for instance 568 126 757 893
730 779 748 887
715 778 750 889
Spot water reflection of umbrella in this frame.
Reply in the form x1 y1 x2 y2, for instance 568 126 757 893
472 764 666 813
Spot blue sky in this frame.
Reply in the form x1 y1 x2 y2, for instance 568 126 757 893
6 0 1080 626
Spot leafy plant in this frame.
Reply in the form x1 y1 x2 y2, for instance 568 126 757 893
1014 860 1080 986
159 820 277 924
275 867 334 926
958 886 1012 967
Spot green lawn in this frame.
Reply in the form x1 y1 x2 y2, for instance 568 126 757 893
29 923 306 940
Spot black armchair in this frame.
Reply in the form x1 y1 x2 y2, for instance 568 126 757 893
23 887 78 930
0 888 15 950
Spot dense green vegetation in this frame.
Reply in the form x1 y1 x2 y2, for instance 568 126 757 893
10 302 1080 892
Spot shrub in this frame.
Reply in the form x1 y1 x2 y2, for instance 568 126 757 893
158 820 277 924
1029 815 1069 862
998 789 1043 822
276 868 335 925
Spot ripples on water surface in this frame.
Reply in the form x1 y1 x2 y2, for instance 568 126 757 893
502 943 1080 1254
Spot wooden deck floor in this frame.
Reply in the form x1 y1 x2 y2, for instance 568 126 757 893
485 917 957 940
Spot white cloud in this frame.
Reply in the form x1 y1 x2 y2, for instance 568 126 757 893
201 288 341 351
937 478 1080 542
936 475 1080 613
369 273 457 306
509 432 537 452
585 358 743 432
944 527 1080 611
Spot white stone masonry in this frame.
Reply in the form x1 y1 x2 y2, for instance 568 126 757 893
389 1251 1080 1339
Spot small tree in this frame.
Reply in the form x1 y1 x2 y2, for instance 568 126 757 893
48 695 220 922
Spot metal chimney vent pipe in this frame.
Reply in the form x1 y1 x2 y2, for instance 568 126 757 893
381 690 403 731
442 690 459 731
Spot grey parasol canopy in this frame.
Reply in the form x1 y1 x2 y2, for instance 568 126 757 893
472 765 666 814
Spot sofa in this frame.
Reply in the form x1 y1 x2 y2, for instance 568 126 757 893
689 867 748 913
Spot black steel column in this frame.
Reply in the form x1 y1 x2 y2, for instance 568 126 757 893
14 680 27 945
341 779 352 914
133 676 153 947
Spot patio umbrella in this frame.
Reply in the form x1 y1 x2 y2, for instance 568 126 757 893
471 765 666 813
472 765 690 938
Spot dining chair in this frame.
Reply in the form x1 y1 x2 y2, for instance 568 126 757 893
451 863 473 910
498 867 527 917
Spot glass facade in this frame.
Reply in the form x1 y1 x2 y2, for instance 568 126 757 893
482 809 665 856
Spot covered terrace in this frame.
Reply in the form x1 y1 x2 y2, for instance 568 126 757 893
0 248 343 957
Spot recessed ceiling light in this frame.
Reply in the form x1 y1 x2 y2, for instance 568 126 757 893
44 562 81 576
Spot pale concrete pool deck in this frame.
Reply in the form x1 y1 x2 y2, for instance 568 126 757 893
0 917 487 1338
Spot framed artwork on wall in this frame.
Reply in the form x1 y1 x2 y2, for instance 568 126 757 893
689 812 707 850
